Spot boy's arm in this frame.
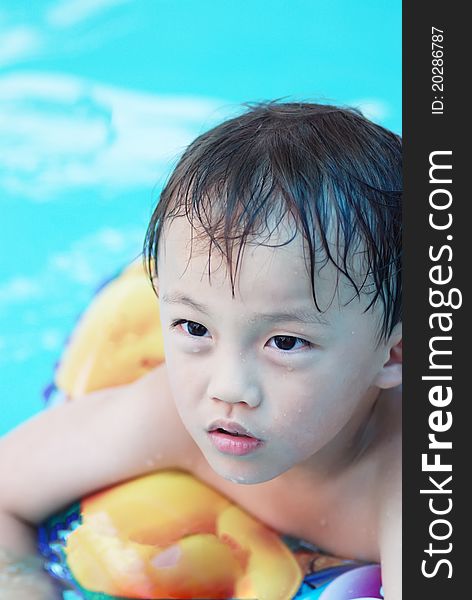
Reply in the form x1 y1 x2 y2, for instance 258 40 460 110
0 364 193 528
0 365 196 567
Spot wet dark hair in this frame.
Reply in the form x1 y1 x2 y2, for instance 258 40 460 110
143 100 402 342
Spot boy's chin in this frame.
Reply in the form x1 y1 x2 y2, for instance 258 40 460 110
205 453 284 485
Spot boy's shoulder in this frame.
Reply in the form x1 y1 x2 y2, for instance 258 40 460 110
373 387 402 599
130 363 202 471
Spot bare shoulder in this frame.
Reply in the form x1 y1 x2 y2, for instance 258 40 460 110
377 464 402 599
0 363 199 525
133 363 202 469
375 386 402 599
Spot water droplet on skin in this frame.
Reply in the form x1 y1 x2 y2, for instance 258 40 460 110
320 518 327 527
286 366 294 372
145 458 156 467
191 347 201 353
228 475 246 484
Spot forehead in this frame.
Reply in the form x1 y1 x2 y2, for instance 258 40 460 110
157 215 370 320
161 214 304 285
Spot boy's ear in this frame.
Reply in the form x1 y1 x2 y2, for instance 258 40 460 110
373 324 402 390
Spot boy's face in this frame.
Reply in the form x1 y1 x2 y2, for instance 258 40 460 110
156 215 396 484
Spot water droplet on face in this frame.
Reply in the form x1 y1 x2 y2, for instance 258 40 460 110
191 347 201 353
320 517 327 527
145 458 156 467
286 366 294 372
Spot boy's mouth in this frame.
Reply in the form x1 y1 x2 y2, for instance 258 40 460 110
214 428 246 437
216 428 239 435
207 419 261 440
207 420 264 456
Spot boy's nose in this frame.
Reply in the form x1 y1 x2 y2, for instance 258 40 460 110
206 353 262 408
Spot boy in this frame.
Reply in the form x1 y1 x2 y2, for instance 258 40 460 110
0 101 402 599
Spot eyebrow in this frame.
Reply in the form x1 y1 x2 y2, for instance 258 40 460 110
161 292 330 326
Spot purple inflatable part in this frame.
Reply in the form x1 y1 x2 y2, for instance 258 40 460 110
319 565 383 599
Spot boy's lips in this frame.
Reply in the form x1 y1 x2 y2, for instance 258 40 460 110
207 419 262 440
207 419 264 456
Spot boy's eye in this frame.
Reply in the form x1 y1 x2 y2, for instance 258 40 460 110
170 320 312 352
172 319 209 337
270 336 310 351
